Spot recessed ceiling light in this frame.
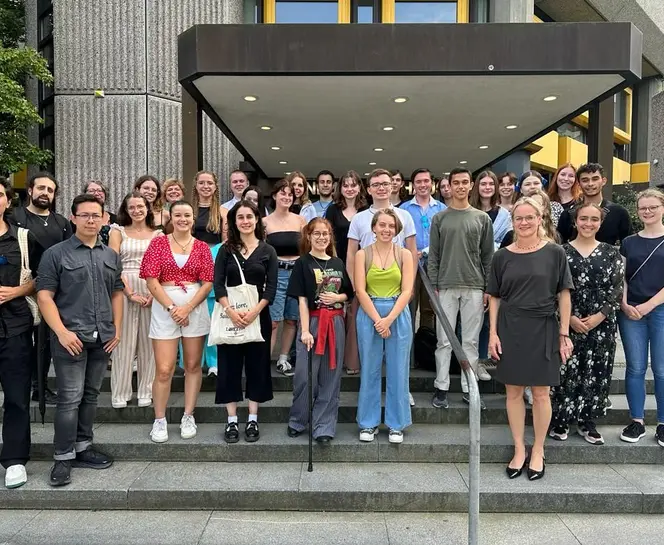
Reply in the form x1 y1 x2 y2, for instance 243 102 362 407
505 124 518 130
444 172 450 175
260 125 272 131
285 171 291 175
368 162 376 166
459 160 468 165
383 126 394 131
393 97 408 103
543 95 558 102
479 145 489 150
243 95 258 102
364 172 370 176
270 146 281 151
374 148 384 152
279 161 288 165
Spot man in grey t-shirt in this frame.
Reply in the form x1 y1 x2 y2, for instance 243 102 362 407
428 168 494 409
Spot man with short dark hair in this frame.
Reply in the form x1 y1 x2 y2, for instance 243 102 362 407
557 163 632 244
314 170 335 217
8 172 72 405
220 170 250 240
37 194 124 487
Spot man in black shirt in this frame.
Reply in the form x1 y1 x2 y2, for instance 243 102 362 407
8 172 72 405
557 163 632 245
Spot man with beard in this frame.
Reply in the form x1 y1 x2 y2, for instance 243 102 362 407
313 170 335 218
8 172 72 405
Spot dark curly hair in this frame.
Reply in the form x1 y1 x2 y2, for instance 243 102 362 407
225 200 265 253
117 191 155 229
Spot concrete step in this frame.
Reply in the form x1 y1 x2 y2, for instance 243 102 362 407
1 460 661 513
15 391 660 426
48 366 652 395
15 423 664 465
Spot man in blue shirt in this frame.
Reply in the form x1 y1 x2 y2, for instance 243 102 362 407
400 168 446 346
313 170 335 218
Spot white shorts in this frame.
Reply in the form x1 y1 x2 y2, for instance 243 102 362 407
149 284 211 340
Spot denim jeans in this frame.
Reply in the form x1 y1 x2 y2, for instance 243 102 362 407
52 338 110 460
618 303 664 423
356 297 412 431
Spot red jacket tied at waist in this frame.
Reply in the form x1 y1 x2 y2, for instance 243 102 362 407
310 308 344 369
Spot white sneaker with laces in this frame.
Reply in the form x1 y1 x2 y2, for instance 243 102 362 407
388 430 404 444
409 392 415 407
476 363 491 381
359 427 378 442
180 414 197 439
5 464 27 489
208 367 218 377
150 419 168 443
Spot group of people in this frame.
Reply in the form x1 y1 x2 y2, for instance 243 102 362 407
0 161 662 491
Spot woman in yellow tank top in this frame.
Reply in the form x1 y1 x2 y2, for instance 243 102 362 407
354 209 414 444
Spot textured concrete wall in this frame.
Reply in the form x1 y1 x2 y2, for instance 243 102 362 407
491 0 535 22
635 0 664 32
651 91 664 187
54 95 147 214
147 96 181 181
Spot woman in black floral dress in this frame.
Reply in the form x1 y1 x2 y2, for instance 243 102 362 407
550 203 624 444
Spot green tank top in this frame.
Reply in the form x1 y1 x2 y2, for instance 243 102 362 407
366 261 402 297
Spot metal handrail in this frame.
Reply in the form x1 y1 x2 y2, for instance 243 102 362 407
418 263 480 545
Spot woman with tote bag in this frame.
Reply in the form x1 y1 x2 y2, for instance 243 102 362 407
213 200 278 444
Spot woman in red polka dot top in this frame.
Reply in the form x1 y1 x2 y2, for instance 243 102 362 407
140 200 214 444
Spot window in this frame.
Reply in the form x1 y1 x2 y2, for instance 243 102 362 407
557 122 587 144
613 143 630 162
394 0 456 23
275 1 338 23
354 0 375 22
614 91 628 132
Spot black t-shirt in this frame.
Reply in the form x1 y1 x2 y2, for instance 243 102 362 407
325 203 368 263
7 207 72 250
287 253 353 310
194 206 223 245
558 199 632 245
487 206 500 223
620 233 664 305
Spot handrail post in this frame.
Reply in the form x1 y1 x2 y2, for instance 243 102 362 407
418 264 480 545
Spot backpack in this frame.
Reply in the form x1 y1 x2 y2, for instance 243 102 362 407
363 243 403 275
414 325 437 371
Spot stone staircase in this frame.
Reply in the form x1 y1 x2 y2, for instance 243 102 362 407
0 367 662 513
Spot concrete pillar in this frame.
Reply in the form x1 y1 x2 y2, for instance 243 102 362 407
182 89 203 199
631 78 657 166
489 0 534 23
587 96 615 198
490 150 530 178
651 89 664 188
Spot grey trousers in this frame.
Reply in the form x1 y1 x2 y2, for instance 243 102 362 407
288 315 345 439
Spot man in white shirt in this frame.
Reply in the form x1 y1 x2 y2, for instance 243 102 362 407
347 168 418 406
220 170 249 239
313 170 335 218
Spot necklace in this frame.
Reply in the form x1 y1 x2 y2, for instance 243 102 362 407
171 233 192 252
515 241 541 251
310 252 329 270
374 245 391 269
38 212 50 227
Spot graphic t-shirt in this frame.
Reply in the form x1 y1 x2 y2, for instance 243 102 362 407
287 253 353 311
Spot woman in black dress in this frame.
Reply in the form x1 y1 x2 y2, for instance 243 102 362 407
488 196 574 480
550 203 623 445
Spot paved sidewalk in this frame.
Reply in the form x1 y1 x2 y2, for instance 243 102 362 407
0 510 662 545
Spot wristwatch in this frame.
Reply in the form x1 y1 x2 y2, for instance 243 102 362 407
166 304 176 312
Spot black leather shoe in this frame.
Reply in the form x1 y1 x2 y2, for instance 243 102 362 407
224 422 239 444
72 448 113 469
315 436 333 443
287 426 303 438
49 461 71 487
506 456 528 479
527 457 546 481
245 421 260 442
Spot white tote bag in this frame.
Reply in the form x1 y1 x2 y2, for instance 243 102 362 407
208 253 264 346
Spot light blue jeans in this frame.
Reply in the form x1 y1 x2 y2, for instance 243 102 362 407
356 297 413 431
618 303 664 423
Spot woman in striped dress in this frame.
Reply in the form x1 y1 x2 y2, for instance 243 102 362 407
109 192 161 408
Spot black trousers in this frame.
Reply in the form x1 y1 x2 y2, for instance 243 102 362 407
0 330 33 468
31 323 52 391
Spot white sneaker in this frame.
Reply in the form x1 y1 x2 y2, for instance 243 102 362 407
207 367 218 377
476 363 491 381
180 414 197 439
150 419 168 443
388 429 404 444
409 392 415 407
138 398 152 408
111 400 127 409
5 464 27 489
359 427 378 442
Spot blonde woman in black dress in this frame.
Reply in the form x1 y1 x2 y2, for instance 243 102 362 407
488 197 574 481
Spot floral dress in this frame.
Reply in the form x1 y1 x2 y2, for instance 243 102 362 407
551 242 624 426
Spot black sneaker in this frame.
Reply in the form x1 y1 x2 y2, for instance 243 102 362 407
549 425 569 441
577 421 604 445
287 426 303 438
224 422 239 444
656 424 664 448
49 460 71 487
462 393 487 410
245 421 260 442
431 389 449 409
620 421 646 443
72 448 113 469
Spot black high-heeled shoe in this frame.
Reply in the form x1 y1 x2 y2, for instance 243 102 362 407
506 456 529 479
527 456 546 481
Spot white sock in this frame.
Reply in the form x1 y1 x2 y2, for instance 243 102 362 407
155 417 166 424
248 414 258 423
278 354 289 363
228 415 238 424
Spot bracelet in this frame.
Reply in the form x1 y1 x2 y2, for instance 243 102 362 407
223 305 232 312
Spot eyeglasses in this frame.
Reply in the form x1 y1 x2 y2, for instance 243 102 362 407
312 232 330 239
514 215 537 223
638 205 662 213
75 213 103 221
370 182 391 189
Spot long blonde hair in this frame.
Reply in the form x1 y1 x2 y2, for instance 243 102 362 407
511 196 550 243
286 171 310 206
529 189 559 242
191 170 221 234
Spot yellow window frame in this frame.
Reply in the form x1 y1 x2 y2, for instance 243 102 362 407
263 0 351 23
383 0 467 23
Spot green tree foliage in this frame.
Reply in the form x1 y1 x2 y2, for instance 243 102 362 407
614 183 644 232
0 0 53 176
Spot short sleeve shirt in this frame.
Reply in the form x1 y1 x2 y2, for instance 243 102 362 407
140 235 214 286
620 233 664 305
287 253 353 310
347 206 417 248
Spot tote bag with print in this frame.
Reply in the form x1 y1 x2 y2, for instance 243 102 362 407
208 252 264 346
